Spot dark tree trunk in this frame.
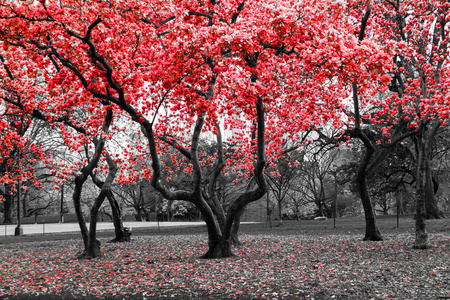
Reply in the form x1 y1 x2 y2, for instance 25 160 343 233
108 192 131 243
352 80 383 242
414 131 429 249
80 191 107 259
357 166 383 241
138 53 266 260
202 238 233 259
198 197 232 259
134 202 144 221
22 193 27 218
79 153 118 259
350 6 383 241
73 109 113 258
267 190 273 228
2 191 13 224
230 207 245 246
91 157 128 243
277 199 283 226
424 159 443 219
73 176 89 249
201 95 266 259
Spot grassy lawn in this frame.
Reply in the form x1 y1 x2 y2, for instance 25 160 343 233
0 215 449 299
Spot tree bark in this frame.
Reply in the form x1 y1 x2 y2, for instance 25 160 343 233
424 158 443 219
230 207 245 246
216 94 267 258
198 196 230 259
277 198 283 226
81 192 106 259
201 94 267 258
414 130 429 249
357 157 383 241
2 191 13 224
108 192 131 242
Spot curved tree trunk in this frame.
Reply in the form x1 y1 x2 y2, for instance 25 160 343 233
108 192 131 243
202 93 267 258
81 192 106 259
79 153 119 259
198 197 231 259
352 79 383 242
74 110 113 258
349 6 382 242
357 164 383 241
140 52 266 260
91 154 129 243
230 207 245 246
73 176 89 249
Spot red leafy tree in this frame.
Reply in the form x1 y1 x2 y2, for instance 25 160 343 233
0 44 130 257
0 107 46 223
365 0 450 248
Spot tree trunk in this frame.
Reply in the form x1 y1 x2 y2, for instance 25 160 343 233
168 200 173 221
2 191 13 224
414 132 429 249
80 155 118 258
73 176 89 249
358 170 383 241
135 205 143 221
424 159 443 219
266 191 273 228
22 193 27 218
202 237 233 259
397 191 405 215
108 192 130 243
78 190 106 259
356 141 383 241
277 199 283 226
198 197 232 259
90 152 126 243
352 81 383 242
230 207 245 246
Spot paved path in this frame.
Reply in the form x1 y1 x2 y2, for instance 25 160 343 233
0 221 206 236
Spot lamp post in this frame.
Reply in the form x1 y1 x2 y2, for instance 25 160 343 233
59 184 65 223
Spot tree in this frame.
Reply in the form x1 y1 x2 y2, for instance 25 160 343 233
265 150 303 226
0 107 46 223
0 47 129 258
368 0 450 248
297 149 340 218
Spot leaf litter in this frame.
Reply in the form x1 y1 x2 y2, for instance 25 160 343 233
0 233 448 299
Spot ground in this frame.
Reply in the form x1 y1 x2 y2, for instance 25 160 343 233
0 216 449 299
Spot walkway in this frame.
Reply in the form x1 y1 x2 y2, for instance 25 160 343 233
0 221 206 236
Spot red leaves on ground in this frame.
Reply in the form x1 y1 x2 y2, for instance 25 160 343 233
0 234 448 299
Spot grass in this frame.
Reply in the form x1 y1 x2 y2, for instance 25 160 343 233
0 215 449 300
1 214 448 244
